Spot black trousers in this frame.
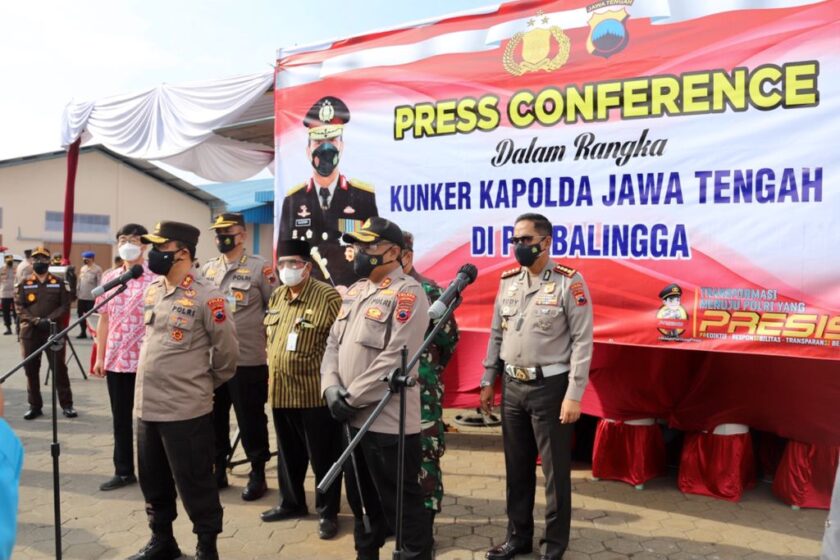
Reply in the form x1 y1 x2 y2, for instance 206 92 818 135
76 299 94 335
21 333 73 410
1 297 15 329
502 374 573 558
213 364 270 467
345 429 432 560
272 406 342 518
137 413 222 535
107 371 136 477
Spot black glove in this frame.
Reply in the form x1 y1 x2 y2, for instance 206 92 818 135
324 385 359 423
34 318 51 332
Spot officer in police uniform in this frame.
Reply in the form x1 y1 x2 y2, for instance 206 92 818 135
278 96 379 288
128 222 239 560
1 254 17 335
76 250 102 338
321 217 433 560
200 212 276 500
14 246 76 420
480 213 594 560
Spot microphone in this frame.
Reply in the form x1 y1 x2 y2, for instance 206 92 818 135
428 263 478 321
91 264 144 298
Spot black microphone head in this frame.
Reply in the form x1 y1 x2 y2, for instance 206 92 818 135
458 263 478 284
130 264 144 278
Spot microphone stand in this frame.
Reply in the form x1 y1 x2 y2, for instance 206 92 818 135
317 294 462 560
0 282 129 560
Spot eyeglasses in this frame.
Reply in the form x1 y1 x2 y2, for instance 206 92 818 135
117 235 142 246
508 235 546 246
277 260 307 270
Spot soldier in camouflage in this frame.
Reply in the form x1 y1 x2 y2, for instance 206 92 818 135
401 231 459 522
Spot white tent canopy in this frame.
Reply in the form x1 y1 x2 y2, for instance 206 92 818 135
61 71 274 182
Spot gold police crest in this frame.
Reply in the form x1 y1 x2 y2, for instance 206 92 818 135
503 10 571 76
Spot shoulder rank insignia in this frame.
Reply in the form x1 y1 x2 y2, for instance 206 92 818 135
500 267 521 279
553 264 576 278
348 178 375 193
286 181 307 196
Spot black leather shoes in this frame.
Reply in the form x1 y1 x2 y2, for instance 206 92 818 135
100 474 137 491
260 506 308 523
318 517 338 539
486 541 533 560
126 534 181 560
23 408 43 420
62 407 78 418
241 470 267 501
539 556 562 560
195 534 219 560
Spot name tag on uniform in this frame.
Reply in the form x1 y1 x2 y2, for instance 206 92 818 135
286 332 298 352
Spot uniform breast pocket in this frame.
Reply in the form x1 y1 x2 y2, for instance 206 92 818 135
230 283 250 308
356 306 389 350
264 310 281 340
163 313 195 348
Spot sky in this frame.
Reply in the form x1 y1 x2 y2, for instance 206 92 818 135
0 0 496 168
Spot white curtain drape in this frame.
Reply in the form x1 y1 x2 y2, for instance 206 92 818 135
61 71 274 182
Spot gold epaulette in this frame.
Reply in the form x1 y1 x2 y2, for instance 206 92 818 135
349 178 375 193
553 264 576 278
286 181 307 196
501 267 521 279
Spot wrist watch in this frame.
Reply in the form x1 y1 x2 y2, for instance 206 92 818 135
479 379 493 388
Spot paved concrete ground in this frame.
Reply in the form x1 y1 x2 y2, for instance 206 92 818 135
0 333 827 559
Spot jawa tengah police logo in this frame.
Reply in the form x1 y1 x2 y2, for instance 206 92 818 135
656 283 688 339
503 10 571 76
586 0 632 59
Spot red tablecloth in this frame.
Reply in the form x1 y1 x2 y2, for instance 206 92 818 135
678 431 756 502
773 441 839 509
592 420 665 486
443 333 840 448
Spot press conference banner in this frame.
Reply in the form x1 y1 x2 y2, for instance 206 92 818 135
274 0 839 360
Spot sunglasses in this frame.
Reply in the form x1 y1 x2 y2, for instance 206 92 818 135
508 235 546 246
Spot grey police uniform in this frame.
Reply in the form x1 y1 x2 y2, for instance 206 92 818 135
482 261 594 558
134 272 239 536
200 252 277 471
321 267 433 560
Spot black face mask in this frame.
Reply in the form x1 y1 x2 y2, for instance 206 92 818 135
514 240 545 267
216 234 238 254
311 142 340 177
353 249 397 278
148 248 178 276
33 262 49 275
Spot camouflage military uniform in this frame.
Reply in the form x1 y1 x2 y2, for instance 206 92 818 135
414 275 459 513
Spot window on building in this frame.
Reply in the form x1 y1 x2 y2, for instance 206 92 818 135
45 211 110 233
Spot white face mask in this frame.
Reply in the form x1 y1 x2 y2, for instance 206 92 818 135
118 243 142 262
279 267 305 287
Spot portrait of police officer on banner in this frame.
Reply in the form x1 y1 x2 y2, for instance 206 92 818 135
278 96 378 289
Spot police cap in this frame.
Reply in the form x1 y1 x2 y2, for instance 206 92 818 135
303 96 350 141
659 283 682 299
342 217 405 249
142 221 201 247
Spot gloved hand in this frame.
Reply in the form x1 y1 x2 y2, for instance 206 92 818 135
34 318 51 332
324 385 359 423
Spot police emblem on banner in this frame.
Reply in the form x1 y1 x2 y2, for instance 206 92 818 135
655 283 688 339
503 10 570 76
586 0 632 59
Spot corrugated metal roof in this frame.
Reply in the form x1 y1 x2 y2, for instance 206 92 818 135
199 178 274 211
